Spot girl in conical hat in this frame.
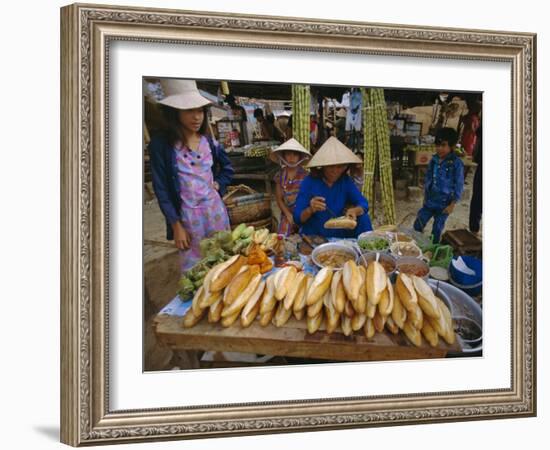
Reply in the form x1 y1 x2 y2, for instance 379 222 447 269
269 138 311 236
149 79 234 273
292 137 373 238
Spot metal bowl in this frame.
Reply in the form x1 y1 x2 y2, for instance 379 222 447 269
360 251 397 278
453 315 482 345
311 242 359 270
357 233 391 253
395 256 430 279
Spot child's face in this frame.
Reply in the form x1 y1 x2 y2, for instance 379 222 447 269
282 151 301 165
435 140 452 158
178 108 204 132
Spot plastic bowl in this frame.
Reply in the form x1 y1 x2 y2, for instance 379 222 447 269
311 242 359 270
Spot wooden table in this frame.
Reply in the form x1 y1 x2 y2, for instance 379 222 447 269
154 314 461 362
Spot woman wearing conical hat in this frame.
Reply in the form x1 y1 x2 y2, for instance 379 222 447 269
269 138 311 236
148 79 234 272
292 137 373 238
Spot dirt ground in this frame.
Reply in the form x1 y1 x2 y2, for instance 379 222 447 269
143 167 480 370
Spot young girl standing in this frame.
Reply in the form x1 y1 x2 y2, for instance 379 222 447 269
149 79 234 272
270 138 311 236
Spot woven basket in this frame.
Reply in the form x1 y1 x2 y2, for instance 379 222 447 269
223 184 271 225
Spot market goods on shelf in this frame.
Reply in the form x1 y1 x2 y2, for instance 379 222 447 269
181 258 456 349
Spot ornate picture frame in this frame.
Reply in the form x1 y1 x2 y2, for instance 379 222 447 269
60 3 536 446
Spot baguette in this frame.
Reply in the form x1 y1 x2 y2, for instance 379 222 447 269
306 267 333 305
421 319 439 347
330 270 346 313
293 275 313 313
324 216 357 229
355 266 368 314
373 309 387 333
386 316 399 335
191 285 206 316
259 275 277 314
344 300 355 318
342 260 360 303
284 271 307 310
403 320 423 347
223 265 252 305
221 273 262 317
241 298 261 328
199 289 223 309
259 307 276 327
274 266 298 301
307 296 324 318
341 315 353 336
182 306 206 328
391 289 407 329
411 275 440 319
221 309 240 327
364 318 375 339
210 255 247 292
395 273 418 312
435 296 455 345
351 313 367 331
378 281 394 317
207 297 224 323
408 303 424 330
242 279 266 317
274 302 293 327
366 261 387 305
307 313 323 334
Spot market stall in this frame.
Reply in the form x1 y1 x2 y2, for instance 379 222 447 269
153 224 482 365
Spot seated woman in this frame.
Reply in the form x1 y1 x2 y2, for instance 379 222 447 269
293 137 373 238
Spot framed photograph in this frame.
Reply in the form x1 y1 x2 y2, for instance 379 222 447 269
61 3 536 446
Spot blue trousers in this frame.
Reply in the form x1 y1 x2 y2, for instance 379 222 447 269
413 205 449 243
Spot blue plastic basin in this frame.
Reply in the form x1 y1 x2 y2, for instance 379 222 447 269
449 256 482 296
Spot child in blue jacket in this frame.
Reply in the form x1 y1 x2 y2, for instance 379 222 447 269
413 127 464 243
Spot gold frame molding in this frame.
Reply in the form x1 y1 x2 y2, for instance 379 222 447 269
60 3 536 446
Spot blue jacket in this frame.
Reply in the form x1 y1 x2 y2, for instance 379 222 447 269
148 133 234 240
293 174 372 238
424 152 464 209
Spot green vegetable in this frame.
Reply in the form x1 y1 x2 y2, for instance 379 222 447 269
242 226 255 238
231 223 247 240
213 230 232 245
177 277 195 300
358 237 389 251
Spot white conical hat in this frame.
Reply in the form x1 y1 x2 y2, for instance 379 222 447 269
269 138 311 163
157 79 211 110
306 137 362 168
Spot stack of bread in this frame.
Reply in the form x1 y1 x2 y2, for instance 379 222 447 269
182 253 455 348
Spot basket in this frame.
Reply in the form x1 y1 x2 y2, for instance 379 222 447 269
429 245 454 269
223 184 271 226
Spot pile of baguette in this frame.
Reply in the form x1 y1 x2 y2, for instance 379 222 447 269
182 254 455 348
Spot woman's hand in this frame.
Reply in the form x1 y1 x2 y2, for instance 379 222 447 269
172 221 191 250
345 206 364 220
213 181 220 191
309 196 327 213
